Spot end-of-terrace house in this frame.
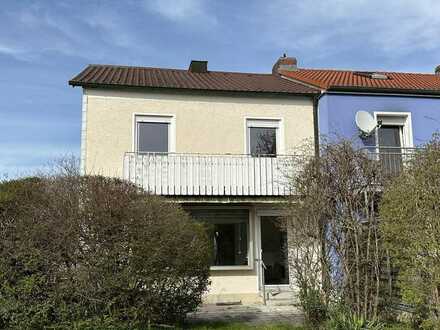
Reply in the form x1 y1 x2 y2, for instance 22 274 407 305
69 58 319 305
279 58 440 174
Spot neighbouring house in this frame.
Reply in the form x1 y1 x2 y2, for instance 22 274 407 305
69 59 319 305
276 57 440 174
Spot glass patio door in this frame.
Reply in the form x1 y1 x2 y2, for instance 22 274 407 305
260 216 289 285
378 125 403 175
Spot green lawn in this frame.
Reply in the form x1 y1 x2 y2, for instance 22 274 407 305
188 323 305 330
187 322 411 329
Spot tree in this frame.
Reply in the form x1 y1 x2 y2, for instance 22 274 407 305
0 171 211 329
381 136 440 328
284 140 389 324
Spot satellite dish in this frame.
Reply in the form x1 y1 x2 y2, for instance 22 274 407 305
355 111 377 138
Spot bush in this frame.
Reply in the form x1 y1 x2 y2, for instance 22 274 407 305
285 140 388 323
0 175 211 329
326 305 385 330
380 135 440 326
299 286 328 326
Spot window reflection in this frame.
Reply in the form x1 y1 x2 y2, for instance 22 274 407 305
250 127 277 156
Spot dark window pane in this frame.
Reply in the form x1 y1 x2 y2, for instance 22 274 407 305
261 216 289 285
137 122 168 153
188 209 249 266
378 125 401 148
250 127 277 156
212 222 248 266
378 125 402 175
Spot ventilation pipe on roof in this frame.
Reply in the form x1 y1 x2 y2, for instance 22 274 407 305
189 60 208 73
436 65 440 75
272 54 298 74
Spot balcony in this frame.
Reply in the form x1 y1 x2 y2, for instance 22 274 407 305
123 152 297 196
362 147 417 176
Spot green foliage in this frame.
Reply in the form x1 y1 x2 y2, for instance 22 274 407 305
380 135 440 326
326 306 385 330
0 174 211 329
299 286 328 327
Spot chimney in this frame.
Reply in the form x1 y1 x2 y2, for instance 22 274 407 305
189 60 208 73
272 54 298 74
436 65 440 75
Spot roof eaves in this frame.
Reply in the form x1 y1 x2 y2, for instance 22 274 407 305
67 81 318 96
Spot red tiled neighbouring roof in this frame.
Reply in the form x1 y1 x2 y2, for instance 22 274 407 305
281 68 440 95
69 64 318 95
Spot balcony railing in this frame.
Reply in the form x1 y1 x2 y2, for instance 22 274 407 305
123 152 297 196
361 147 418 176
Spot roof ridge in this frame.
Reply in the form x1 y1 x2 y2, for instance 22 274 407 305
86 63 275 77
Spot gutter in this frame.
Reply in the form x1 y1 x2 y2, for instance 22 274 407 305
68 81 318 98
326 86 440 98
323 88 440 98
313 95 320 157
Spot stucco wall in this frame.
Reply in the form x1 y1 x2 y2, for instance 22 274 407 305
83 88 315 177
318 93 440 147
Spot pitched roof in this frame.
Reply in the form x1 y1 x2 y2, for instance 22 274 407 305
69 64 318 95
280 68 440 95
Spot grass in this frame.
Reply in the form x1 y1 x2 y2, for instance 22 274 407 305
187 323 305 330
186 321 412 329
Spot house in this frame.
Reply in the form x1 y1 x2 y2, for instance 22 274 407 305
277 57 440 173
69 59 318 304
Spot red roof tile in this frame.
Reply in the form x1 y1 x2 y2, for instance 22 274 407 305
69 64 318 95
281 68 440 94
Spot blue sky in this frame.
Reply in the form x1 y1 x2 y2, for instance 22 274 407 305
1 0 440 177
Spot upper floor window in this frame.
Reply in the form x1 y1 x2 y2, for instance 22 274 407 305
378 125 402 149
246 118 283 156
375 112 413 175
134 114 176 153
375 113 413 149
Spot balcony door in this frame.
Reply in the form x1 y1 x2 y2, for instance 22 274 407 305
377 124 403 175
260 216 289 285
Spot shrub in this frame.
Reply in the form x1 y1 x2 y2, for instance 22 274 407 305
0 174 211 329
285 140 388 322
380 135 440 326
326 305 385 330
299 286 328 326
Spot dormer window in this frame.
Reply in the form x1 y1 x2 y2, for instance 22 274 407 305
354 71 389 80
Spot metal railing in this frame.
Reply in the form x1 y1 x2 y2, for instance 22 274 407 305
123 152 298 196
361 147 418 176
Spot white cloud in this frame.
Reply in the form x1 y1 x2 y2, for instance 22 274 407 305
144 0 216 24
0 2 157 63
255 0 440 70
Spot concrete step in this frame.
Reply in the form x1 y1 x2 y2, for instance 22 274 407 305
265 289 299 306
266 298 295 306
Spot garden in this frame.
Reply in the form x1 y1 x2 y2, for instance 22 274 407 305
1 136 440 329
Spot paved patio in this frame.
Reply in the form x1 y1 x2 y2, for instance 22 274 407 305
187 304 304 326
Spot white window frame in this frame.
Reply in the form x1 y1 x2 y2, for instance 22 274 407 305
374 112 413 148
132 113 176 153
245 117 285 155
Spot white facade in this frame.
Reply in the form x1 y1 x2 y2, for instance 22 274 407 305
81 86 315 304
